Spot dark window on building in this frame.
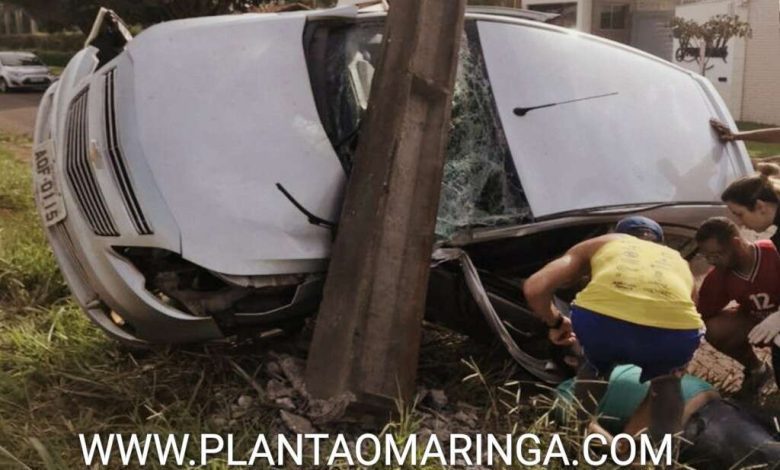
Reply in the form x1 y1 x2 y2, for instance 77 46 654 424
600 4 629 30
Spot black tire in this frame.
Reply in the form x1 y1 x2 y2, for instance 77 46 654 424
0 78 8 93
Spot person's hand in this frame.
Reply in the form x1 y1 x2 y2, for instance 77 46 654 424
710 118 736 142
548 315 576 346
748 310 780 345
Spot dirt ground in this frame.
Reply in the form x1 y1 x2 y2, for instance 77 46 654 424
689 341 776 396
0 91 43 137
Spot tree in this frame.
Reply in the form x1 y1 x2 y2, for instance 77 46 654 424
6 0 163 31
671 14 752 76
141 0 253 21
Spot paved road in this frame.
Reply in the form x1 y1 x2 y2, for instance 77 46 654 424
0 91 43 137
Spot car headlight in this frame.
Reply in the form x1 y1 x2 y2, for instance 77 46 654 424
9 72 23 80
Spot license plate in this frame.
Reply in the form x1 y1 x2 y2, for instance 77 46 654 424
33 140 67 227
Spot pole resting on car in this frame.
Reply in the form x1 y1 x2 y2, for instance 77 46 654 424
304 0 467 413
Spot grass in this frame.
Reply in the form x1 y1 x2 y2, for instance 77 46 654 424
737 121 780 159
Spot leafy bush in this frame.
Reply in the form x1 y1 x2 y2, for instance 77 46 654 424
31 50 74 67
0 33 81 68
0 32 84 52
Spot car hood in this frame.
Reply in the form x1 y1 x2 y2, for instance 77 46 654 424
119 13 346 275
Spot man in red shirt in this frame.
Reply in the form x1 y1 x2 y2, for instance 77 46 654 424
696 217 780 397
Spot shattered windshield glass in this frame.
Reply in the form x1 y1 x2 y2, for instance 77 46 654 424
305 19 531 239
438 23 531 237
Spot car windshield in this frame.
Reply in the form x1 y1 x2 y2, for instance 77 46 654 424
0 52 43 66
305 19 531 238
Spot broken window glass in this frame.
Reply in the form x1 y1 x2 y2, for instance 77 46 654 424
437 23 531 237
304 20 383 174
305 19 531 239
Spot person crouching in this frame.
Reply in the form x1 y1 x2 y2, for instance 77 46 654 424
523 216 703 442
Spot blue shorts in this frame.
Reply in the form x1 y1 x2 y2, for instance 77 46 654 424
571 305 703 382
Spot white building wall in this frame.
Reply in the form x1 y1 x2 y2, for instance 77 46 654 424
741 0 780 125
674 0 748 118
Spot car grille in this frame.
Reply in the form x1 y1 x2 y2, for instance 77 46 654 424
104 70 153 235
65 88 119 237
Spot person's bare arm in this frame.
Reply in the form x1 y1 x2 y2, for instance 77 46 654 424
734 128 780 143
523 234 618 325
696 269 734 321
711 119 780 144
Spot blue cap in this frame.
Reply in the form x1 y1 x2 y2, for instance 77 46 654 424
615 216 664 242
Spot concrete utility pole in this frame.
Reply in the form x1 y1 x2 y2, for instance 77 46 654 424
305 0 467 410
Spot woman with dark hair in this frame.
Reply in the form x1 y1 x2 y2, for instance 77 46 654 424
720 175 780 248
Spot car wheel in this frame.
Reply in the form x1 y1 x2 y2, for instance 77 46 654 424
0 78 7 93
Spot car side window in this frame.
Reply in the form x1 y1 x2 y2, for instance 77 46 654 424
304 19 383 175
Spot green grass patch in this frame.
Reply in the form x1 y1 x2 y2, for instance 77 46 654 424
737 121 780 159
0 135 66 307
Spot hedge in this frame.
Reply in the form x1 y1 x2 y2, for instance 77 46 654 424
0 33 84 53
32 50 74 67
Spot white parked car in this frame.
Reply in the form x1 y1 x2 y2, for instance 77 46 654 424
33 5 750 380
0 51 56 92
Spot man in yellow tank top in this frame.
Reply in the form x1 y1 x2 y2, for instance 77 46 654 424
524 216 703 442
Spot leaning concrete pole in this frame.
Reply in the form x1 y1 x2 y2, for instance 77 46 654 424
305 0 467 408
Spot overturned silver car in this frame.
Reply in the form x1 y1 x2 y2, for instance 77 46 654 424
33 5 750 380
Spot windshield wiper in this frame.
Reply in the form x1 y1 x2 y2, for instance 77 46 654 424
275 183 338 239
513 91 618 117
